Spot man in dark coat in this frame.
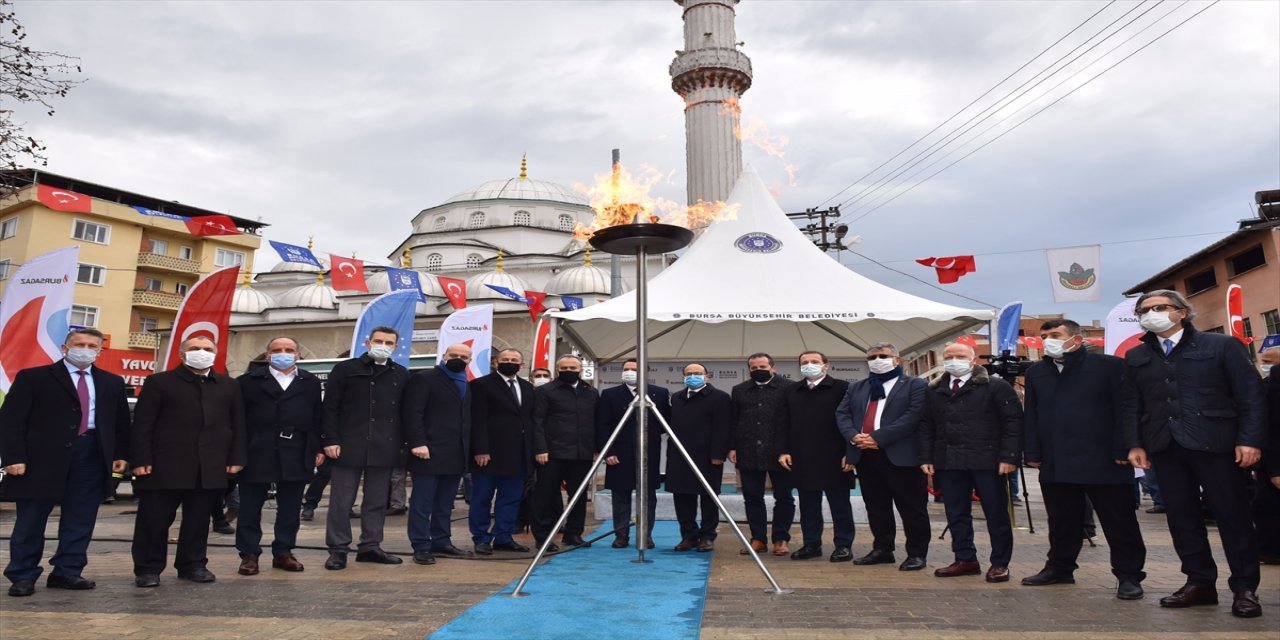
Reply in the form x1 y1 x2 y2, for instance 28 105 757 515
130 336 246 587
667 362 731 552
1252 346 1280 564
320 326 409 570
1 328 130 597
778 351 854 562
596 358 670 549
729 352 793 557
234 336 323 576
1021 319 1145 599
836 342 930 571
531 355 599 550
468 348 535 555
918 342 1023 584
403 342 474 565
1122 290 1265 618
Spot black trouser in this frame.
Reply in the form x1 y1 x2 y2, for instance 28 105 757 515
325 466 391 553
236 480 305 557
5 431 104 583
303 462 331 508
532 458 592 541
1253 466 1280 558
739 468 794 544
856 449 930 558
1151 442 1259 592
1040 482 1146 582
797 487 855 549
132 488 221 576
673 491 719 541
937 469 1012 566
610 487 658 539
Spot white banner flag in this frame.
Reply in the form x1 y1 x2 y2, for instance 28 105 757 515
0 246 79 397
1104 298 1144 357
438 304 493 380
1046 244 1102 302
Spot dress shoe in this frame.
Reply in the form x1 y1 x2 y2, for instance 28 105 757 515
646 539 656 550
740 539 767 556
272 554 304 572
324 552 347 570
386 506 407 516
431 545 473 558
790 544 823 560
300 505 315 521
899 556 927 572
212 521 234 535
562 535 590 548
696 538 715 552
536 540 561 553
985 565 1010 583
674 538 698 552
238 554 260 576
1117 580 1144 600
1159 584 1218 608
356 549 403 564
934 560 981 577
46 575 95 590
413 551 436 565
771 541 790 556
1021 568 1074 586
853 549 896 565
493 541 530 552
1145 506 1165 514
612 536 630 549
475 542 494 555
1231 590 1262 618
8 580 35 597
829 547 853 562
134 574 160 588
177 567 216 583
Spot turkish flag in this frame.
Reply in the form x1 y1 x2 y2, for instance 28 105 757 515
956 335 978 349
37 184 92 213
1020 336 1044 349
532 317 551 370
525 291 548 322
163 265 240 373
329 254 368 292
184 215 240 237
916 256 976 284
1227 284 1247 344
438 276 467 309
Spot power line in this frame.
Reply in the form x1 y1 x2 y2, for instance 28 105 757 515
840 229 1233 266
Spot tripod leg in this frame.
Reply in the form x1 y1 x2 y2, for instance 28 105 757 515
1019 464 1034 534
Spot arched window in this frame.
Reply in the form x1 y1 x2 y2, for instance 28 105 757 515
468 212 485 229
433 216 447 231
557 214 574 232
466 253 483 268
513 210 531 226
426 253 443 270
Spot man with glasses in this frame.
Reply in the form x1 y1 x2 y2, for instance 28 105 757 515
1122 290 1265 618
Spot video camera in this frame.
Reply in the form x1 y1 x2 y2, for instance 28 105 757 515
981 349 1033 381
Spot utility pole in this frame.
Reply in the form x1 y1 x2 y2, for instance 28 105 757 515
784 206 847 253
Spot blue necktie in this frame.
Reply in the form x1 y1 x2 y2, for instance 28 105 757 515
1163 339 1174 356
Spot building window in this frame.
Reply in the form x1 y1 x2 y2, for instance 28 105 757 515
426 253 443 270
77 263 105 286
1264 309 1280 336
1227 244 1266 277
468 212 485 229
514 210 531 226
557 214 573 232
149 239 169 255
433 216 448 231
0 259 9 280
215 248 245 267
70 305 99 327
72 219 110 244
1203 326 1224 334
1243 317 1257 358
466 253 482 268
179 245 193 260
139 316 159 333
0 216 16 239
175 282 189 295
1183 269 1217 296
142 277 163 291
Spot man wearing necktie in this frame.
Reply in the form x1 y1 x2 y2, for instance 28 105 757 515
667 362 731 552
467 348 536 555
596 358 670 549
1122 290 1265 618
1 328 130 597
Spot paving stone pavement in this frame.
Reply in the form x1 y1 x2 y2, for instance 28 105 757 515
1 474 1277 639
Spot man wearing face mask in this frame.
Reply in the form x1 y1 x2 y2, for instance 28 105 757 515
1253 347 1280 565
530 368 552 388
778 351 854 562
531 355 599 550
1 329 130 597
234 337 323 576
729 353 794 557
130 336 246 588
667 363 731 552
836 342 931 571
1020 320 1146 599
596 358 670 549
466 349 536 555
320 326 409 570
1121 290 1265 617
918 342 1023 584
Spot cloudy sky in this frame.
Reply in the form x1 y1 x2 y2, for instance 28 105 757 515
11 0 1279 324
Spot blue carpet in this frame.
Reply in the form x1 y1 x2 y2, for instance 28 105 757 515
428 521 711 640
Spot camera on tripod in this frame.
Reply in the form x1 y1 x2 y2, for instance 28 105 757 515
982 349 1032 380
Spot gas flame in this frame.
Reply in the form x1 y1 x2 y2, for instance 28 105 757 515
572 163 739 240
722 97 798 187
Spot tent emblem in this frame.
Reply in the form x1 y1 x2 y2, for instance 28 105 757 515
735 232 782 253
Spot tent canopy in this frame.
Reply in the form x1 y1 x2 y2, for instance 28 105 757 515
551 170 992 362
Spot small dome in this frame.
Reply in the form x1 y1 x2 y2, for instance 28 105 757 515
366 269 443 297
465 270 533 301
269 256 329 274
546 263 619 296
231 286 277 314
277 282 338 309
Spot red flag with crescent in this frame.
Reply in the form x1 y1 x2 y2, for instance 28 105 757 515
955 335 977 348
916 256 976 284
36 184 92 213
1227 284 1246 344
183 215 240 237
162 265 240 373
329 254 367 292
532 317 551 370
438 276 467 309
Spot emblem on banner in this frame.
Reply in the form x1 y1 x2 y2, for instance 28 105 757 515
1057 263 1096 291
735 232 782 253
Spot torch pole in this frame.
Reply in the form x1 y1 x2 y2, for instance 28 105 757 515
633 244 651 563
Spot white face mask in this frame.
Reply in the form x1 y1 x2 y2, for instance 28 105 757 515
943 359 972 377
65 347 99 367
800 363 825 380
1139 311 1177 333
868 358 896 375
1042 338 1074 359
620 370 638 385
1262 364 1274 377
368 344 394 361
533 377 550 387
184 349 216 370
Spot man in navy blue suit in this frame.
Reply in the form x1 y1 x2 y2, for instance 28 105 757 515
1 328 131 597
596 358 670 549
836 342 930 571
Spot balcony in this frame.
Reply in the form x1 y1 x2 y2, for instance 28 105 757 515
132 289 183 311
137 252 200 274
128 332 161 350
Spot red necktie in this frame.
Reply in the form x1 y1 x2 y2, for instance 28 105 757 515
951 378 962 394
862 398 878 434
76 371 90 435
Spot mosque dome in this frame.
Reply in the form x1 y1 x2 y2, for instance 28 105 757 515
277 281 339 309
441 156 589 207
465 270 533 301
231 285 277 314
546 251 621 296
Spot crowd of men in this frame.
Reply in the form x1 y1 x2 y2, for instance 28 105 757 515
1 289 1275 621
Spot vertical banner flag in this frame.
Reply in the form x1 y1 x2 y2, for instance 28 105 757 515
0 246 78 400
995 301 1023 353
329 254 368 292
36 184 92 213
386 267 426 302
916 255 976 284
532 316 552 370
438 304 494 381
351 290 418 368
1045 245 1101 302
1227 284 1247 344
269 240 323 268
561 296 584 311
525 291 548 322
162 265 240 373
1104 298 1144 357
438 276 467 309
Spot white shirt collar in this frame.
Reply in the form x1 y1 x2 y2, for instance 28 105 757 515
1163 328 1185 347
64 359 92 376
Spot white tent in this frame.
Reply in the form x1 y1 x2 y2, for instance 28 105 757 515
551 169 993 362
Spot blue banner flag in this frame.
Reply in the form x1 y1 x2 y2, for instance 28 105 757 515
131 205 190 222
351 290 418 368
561 296 584 311
386 267 426 302
484 284 529 304
269 240 323 268
995 301 1023 353
1261 334 1280 352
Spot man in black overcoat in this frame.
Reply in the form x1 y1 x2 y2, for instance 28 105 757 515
1 328 130 597
596 358 670 549
1253 346 1280 564
468 348 535 555
729 352 793 557
666 362 730 552
531 355 599 550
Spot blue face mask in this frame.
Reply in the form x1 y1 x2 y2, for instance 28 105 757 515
269 353 297 370
684 374 706 389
